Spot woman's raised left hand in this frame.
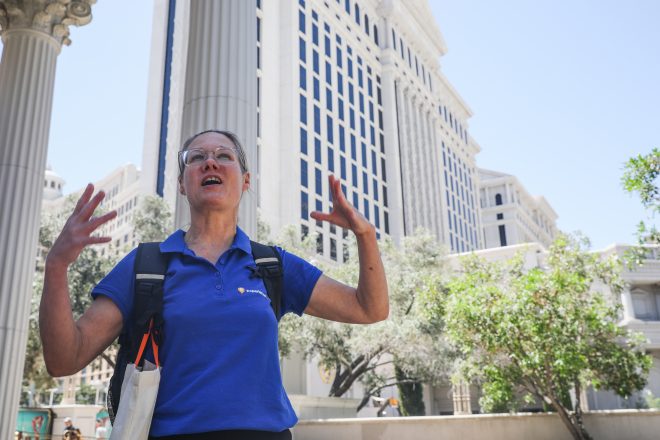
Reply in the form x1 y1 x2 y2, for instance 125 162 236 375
310 175 375 237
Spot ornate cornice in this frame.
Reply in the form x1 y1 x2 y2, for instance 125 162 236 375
0 0 95 46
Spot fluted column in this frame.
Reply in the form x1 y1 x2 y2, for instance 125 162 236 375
0 1 94 438
174 0 257 236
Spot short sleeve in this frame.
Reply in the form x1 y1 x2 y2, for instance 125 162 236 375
278 247 322 316
91 248 138 325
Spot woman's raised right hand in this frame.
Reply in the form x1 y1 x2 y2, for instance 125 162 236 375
47 183 117 268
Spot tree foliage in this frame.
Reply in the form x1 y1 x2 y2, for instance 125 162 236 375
273 225 454 412
437 234 651 440
132 195 174 243
622 148 660 264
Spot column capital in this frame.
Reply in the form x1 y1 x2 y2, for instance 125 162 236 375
0 0 95 47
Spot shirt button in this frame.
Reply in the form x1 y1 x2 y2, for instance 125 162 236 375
215 284 222 290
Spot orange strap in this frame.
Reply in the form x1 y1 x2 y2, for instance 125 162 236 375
134 318 160 368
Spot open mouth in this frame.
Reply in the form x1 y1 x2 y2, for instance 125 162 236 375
202 176 223 186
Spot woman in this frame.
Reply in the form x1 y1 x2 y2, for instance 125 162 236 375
40 130 388 439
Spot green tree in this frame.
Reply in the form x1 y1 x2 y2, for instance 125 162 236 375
275 225 453 412
622 148 660 264
132 195 174 242
436 234 651 440
76 383 97 405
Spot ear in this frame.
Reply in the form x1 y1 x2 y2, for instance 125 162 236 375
242 172 251 192
178 178 186 195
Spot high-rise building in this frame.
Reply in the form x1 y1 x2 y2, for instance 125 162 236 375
142 0 483 256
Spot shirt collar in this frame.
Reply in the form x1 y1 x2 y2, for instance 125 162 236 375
159 226 252 255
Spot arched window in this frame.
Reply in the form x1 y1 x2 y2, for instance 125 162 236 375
495 193 503 205
364 15 369 35
354 4 360 25
373 25 379 45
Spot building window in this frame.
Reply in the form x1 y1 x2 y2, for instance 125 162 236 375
495 193 503 206
300 95 307 125
301 159 308 187
300 127 308 154
497 213 503 220
299 38 306 62
498 225 507 246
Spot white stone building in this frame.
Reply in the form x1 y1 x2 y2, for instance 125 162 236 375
142 0 482 256
479 168 558 249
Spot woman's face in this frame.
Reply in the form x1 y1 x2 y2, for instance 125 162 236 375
179 132 250 213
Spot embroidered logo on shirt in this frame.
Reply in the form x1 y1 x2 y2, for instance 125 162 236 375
237 287 267 300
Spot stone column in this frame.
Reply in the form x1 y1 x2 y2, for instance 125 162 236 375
174 0 257 236
0 2 94 438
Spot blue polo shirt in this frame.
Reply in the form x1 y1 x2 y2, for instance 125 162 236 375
92 227 322 436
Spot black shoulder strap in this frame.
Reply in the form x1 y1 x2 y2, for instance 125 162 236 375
129 242 168 365
250 241 283 320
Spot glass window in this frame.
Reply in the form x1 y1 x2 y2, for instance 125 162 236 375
364 15 369 35
313 50 319 73
360 117 366 138
326 88 333 111
338 97 344 120
328 145 334 172
339 125 346 151
313 77 320 101
352 163 358 187
300 127 308 154
315 168 323 195
299 38 306 62
383 184 388 207
324 35 331 56
312 23 318 45
311 106 320 137
326 116 334 143
315 138 322 164
337 73 344 95
344 0 350 14
325 61 332 84
377 86 382 105
301 191 309 219
299 66 307 90
381 158 386 180
347 58 353 77
361 142 367 164
359 93 364 113
350 134 356 160
300 95 307 125
349 107 355 129
373 178 379 200
353 192 358 209
385 211 389 234
358 68 363 88
298 10 305 33
371 150 377 174
348 83 354 104
374 208 380 228
300 159 308 187
340 156 347 179
336 47 343 68
354 4 360 24
330 238 337 261
316 231 323 254
373 25 379 45
363 199 369 219
362 171 368 194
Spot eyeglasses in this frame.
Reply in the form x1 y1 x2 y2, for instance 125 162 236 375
179 147 238 167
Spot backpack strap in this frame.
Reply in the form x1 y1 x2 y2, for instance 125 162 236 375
128 242 169 366
250 241 283 320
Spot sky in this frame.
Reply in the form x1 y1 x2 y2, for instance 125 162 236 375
2 0 658 250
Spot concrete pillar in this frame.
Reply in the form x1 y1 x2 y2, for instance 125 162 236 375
0 2 95 437
174 0 258 236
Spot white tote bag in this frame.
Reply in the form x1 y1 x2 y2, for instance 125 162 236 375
110 320 161 440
